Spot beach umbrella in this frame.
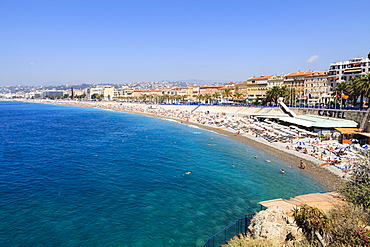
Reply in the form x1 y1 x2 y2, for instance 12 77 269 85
313 137 321 141
350 139 358 142
362 144 370 149
334 157 342 161
296 141 306 145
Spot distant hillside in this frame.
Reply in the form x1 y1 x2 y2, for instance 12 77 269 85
179 79 230 85
0 80 233 93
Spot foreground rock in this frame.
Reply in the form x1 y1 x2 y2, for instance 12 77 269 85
247 207 304 245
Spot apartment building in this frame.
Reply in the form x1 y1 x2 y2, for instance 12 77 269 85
114 87 134 98
132 89 150 98
168 87 188 96
41 90 65 98
304 71 331 105
87 85 115 100
328 56 370 86
244 76 271 101
284 71 314 103
199 85 222 95
267 74 285 89
234 82 247 96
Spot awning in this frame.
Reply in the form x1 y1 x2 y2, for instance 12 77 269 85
249 113 289 118
334 128 359 134
297 115 358 128
278 117 314 127
358 132 370 138
344 69 362 73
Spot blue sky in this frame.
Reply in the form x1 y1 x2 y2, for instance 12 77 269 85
1 0 369 86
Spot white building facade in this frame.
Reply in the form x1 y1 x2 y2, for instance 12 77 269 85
328 56 370 86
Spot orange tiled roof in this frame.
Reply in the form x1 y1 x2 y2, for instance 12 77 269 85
285 71 315 77
306 71 329 77
246 75 272 81
199 85 223 88
219 85 235 89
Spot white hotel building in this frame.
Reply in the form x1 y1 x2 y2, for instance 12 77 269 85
328 56 370 86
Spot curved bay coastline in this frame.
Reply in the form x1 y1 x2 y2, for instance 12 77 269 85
34 100 345 192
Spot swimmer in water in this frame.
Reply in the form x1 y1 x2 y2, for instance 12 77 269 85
299 160 307 169
254 156 259 158
265 160 270 162
280 169 285 174
185 171 192 175
231 164 235 167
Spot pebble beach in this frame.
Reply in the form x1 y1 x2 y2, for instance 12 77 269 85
38 100 355 191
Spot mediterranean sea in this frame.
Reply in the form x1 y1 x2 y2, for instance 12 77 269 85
0 101 324 246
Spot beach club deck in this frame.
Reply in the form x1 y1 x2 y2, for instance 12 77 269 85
258 192 345 216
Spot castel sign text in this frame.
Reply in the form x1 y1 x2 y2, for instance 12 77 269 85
318 110 345 119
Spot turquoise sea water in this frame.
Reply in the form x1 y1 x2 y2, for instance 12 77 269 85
0 101 325 246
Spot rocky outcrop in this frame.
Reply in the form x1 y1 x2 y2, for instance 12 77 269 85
247 207 304 245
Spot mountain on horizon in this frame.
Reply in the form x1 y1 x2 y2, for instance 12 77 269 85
180 79 230 85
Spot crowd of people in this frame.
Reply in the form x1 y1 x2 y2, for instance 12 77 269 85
51 101 370 179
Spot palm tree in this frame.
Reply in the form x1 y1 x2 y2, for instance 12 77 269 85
140 94 148 102
163 94 170 104
212 92 221 104
265 86 281 104
180 94 187 104
233 91 243 103
280 86 290 99
168 95 176 104
203 93 212 104
358 73 370 107
332 82 349 106
281 87 297 106
174 95 182 104
148 95 154 103
196 94 204 104
347 77 362 106
222 88 233 101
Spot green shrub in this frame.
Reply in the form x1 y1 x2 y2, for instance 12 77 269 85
328 203 370 246
293 205 331 245
340 162 370 208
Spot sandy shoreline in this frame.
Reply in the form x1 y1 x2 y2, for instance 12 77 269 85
34 100 346 191
160 117 345 191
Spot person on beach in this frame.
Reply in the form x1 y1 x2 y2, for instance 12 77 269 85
299 160 306 169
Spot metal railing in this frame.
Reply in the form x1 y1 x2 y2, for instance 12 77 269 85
202 214 255 247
